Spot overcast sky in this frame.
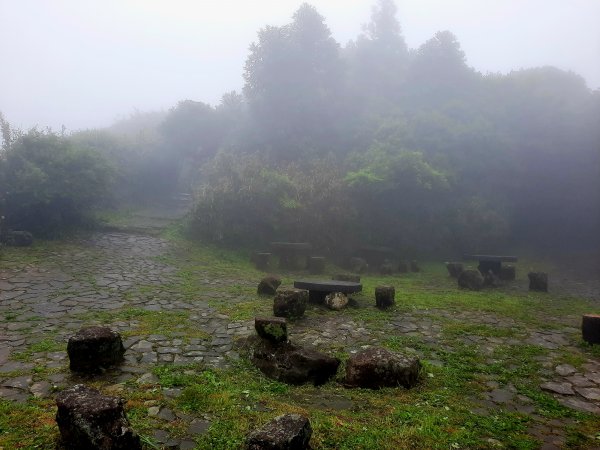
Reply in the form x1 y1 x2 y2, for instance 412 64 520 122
1 0 599 131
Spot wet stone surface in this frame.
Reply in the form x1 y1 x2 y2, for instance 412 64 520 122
0 230 599 448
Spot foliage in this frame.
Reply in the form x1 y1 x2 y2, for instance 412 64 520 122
0 127 113 236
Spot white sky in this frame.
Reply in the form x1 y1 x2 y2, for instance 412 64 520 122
1 0 599 131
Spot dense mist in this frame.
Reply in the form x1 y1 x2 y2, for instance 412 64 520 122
1 0 599 260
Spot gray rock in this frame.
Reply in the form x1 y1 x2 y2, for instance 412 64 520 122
540 382 575 395
345 347 420 389
555 364 576 377
55 384 141 449
246 414 312 450
67 326 125 373
324 292 348 311
273 289 308 319
258 275 282 296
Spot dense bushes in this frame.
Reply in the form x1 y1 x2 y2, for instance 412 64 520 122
0 129 113 236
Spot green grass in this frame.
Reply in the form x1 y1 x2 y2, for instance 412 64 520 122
1 231 600 448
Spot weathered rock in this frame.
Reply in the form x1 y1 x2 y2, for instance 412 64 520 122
251 338 340 385
324 292 348 311
555 364 576 377
307 256 325 275
483 271 501 288
540 382 575 395
499 265 516 281
55 384 141 450
258 275 282 296
397 261 409 273
528 272 548 292
345 347 420 389
332 274 360 283
255 317 288 344
349 257 368 273
445 262 464 278
410 260 420 272
273 289 308 319
379 262 395 275
253 253 272 271
375 286 395 309
1 230 33 247
67 327 125 373
246 414 312 450
582 314 600 344
458 269 484 291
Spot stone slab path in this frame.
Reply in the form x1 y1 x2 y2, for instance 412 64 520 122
1 230 599 448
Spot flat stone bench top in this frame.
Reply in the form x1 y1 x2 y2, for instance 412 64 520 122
464 255 518 263
293 279 362 294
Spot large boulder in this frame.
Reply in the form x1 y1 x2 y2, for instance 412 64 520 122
255 317 288 344
375 286 395 309
258 275 282 296
55 384 141 450
251 338 340 386
67 327 125 373
345 347 420 389
246 414 312 450
528 272 548 292
458 269 484 291
445 262 464 278
273 289 308 319
324 292 348 311
1 230 33 247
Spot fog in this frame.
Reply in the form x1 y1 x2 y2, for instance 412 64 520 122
1 0 599 131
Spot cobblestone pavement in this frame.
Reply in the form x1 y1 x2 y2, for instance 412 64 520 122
1 232 599 448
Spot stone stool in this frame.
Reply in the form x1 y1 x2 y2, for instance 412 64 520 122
582 314 600 344
307 256 325 274
528 272 548 292
56 384 141 449
67 327 125 373
253 252 271 271
273 289 308 319
375 286 395 308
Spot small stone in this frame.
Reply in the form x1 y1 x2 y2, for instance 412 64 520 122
257 275 282 296
157 407 175 421
557 396 600 414
246 414 312 450
324 292 348 311
555 364 576 377
137 372 159 384
540 382 575 395
30 381 52 399
574 387 600 401
148 406 160 417
188 419 211 435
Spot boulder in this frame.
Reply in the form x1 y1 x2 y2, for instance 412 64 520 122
345 347 420 389
410 260 420 272
349 257 368 273
246 414 312 450
528 272 548 292
375 286 395 309
324 292 348 311
273 289 308 319
251 338 340 385
445 262 464 278
458 269 484 291
483 271 501 288
1 230 33 247
499 265 516 281
67 327 125 373
582 314 600 345
258 275 282 296
397 261 409 273
255 317 288 344
307 256 326 275
55 384 141 450
332 274 360 283
253 253 271 271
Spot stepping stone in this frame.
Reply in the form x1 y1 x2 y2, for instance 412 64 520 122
558 396 600 415
188 419 211 435
574 387 600 401
555 364 576 377
540 382 575 395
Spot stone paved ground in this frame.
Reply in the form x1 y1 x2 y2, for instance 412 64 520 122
1 229 600 448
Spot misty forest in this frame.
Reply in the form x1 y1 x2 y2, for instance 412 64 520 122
1 1 600 449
